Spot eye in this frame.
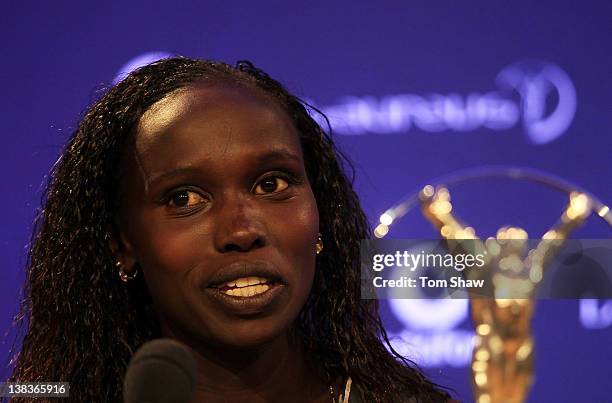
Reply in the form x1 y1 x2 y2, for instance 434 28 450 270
167 189 208 208
254 176 290 195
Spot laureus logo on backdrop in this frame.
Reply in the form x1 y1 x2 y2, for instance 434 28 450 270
114 55 575 144
309 61 577 145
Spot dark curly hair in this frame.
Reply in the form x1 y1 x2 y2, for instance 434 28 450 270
7 57 451 402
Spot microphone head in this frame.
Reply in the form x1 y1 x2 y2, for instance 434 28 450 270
123 338 197 403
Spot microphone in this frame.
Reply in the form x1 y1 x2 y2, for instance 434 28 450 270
123 338 197 403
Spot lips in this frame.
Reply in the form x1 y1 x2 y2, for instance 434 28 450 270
203 261 287 315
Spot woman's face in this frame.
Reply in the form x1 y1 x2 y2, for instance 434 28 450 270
116 83 319 350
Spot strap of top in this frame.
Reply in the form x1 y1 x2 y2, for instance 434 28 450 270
337 377 352 403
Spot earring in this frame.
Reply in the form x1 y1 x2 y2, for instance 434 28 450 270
117 260 138 283
316 233 324 255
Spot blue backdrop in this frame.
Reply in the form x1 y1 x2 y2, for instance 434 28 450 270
2 2 611 401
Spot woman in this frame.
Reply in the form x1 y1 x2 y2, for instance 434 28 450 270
9 57 452 402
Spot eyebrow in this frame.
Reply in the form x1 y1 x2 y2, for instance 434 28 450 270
256 149 301 165
147 149 302 186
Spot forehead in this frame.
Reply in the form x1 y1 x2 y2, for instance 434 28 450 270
136 84 299 151
132 83 303 182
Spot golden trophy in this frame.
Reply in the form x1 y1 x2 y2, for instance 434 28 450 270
373 167 612 403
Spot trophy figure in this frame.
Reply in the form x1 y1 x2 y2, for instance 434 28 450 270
373 167 612 403
420 185 591 403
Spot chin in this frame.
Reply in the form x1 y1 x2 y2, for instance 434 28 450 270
215 318 291 351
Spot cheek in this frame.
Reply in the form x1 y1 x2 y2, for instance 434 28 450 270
128 220 209 328
128 217 208 295
137 226 193 272
275 194 319 283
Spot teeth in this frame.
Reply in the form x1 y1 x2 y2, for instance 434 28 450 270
223 284 270 297
247 277 260 286
223 276 268 289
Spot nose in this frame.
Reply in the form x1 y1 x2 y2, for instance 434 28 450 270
214 196 267 253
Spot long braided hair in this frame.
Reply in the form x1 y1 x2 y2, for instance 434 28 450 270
8 57 450 402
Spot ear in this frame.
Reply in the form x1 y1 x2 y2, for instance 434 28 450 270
106 220 138 275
